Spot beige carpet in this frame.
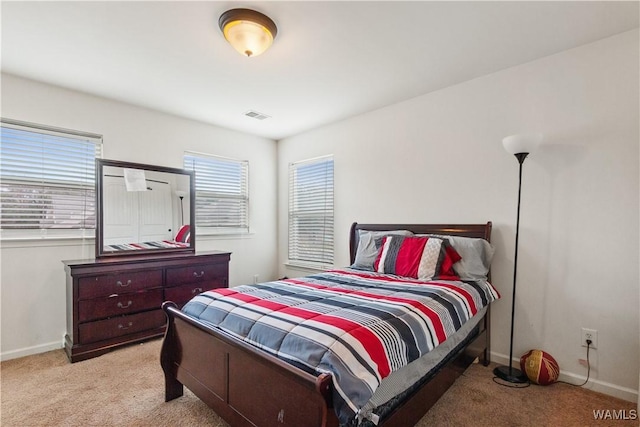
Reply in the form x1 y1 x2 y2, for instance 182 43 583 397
1 338 636 426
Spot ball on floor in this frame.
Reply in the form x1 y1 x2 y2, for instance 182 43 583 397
520 349 560 385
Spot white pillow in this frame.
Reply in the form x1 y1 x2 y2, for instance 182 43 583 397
351 230 413 271
418 234 495 281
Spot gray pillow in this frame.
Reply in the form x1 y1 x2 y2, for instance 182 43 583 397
420 234 495 281
351 230 413 271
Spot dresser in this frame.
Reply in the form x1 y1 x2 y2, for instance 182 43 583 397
64 251 230 362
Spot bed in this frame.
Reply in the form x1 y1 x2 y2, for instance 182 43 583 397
104 240 189 251
160 222 497 427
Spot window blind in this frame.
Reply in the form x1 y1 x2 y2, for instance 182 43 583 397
184 152 249 233
288 156 334 267
0 120 102 233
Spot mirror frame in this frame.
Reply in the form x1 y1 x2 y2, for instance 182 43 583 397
96 158 195 258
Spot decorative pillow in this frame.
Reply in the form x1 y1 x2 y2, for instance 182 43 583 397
439 240 463 279
175 224 191 243
351 229 413 271
419 234 495 281
373 236 461 280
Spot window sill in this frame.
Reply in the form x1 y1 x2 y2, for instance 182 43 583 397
284 261 334 273
1 235 95 249
1 230 95 240
197 231 255 240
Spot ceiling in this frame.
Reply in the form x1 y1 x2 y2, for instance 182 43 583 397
2 1 638 141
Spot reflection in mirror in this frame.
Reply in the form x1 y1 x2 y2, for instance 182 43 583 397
96 159 195 258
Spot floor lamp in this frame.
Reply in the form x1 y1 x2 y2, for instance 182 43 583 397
494 133 542 384
175 190 187 225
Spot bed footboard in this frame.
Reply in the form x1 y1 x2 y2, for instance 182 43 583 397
161 302 338 427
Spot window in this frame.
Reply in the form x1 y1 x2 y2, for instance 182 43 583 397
0 119 102 238
288 156 334 268
184 152 249 234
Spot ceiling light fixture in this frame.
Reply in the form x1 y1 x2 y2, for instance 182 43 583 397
218 8 277 58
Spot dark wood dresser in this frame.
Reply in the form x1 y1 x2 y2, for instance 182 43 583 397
63 251 230 362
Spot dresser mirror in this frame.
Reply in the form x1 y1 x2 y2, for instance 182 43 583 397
96 159 195 258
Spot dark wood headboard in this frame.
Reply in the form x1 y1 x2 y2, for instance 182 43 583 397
349 222 492 265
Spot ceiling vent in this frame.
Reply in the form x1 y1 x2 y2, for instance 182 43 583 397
244 110 271 120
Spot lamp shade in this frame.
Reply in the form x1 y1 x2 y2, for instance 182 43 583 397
502 134 543 155
219 9 277 57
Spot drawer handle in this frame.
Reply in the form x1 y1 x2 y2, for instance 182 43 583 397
118 322 133 330
192 287 203 294
116 279 132 288
193 271 205 278
117 301 133 309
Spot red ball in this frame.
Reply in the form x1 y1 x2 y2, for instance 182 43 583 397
520 349 560 385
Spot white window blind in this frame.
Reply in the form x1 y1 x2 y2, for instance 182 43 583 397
184 152 249 234
0 119 102 236
288 156 334 267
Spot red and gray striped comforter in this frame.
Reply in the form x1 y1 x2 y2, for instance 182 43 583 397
104 240 189 251
182 268 500 425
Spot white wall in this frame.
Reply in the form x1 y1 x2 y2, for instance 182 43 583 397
278 30 639 401
0 73 279 360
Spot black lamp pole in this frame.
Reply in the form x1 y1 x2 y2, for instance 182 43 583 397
179 196 184 225
494 151 529 383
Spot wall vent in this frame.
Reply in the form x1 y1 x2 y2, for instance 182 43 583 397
244 110 271 120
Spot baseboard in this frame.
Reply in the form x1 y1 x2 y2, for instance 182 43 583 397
491 351 638 404
0 341 62 362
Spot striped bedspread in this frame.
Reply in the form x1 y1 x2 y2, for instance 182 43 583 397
104 240 189 251
182 268 499 425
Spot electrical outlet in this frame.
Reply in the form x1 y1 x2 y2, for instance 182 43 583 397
581 328 598 349
253 274 259 284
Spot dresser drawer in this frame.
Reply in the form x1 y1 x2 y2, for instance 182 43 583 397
78 288 164 323
78 309 166 344
164 283 226 308
78 270 163 300
166 264 227 286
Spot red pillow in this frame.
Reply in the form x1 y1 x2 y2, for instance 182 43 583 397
175 224 191 243
374 236 461 280
439 240 462 279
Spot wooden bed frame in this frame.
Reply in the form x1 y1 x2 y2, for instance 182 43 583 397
161 222 493 427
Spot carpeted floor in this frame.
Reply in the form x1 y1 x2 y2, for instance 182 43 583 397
1 338 636 426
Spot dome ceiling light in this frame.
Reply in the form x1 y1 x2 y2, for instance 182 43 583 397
218 8 278 58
